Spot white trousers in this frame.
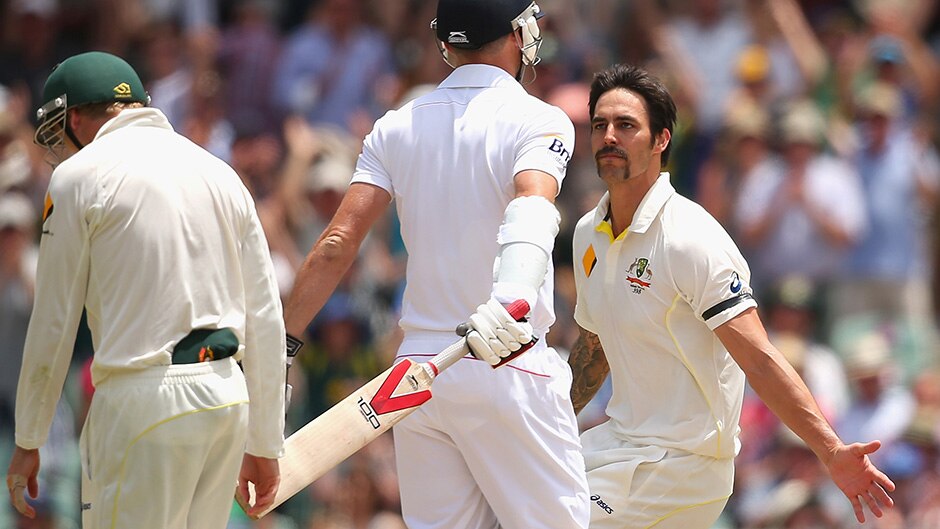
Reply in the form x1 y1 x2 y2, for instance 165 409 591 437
582 421 733 529
79 357 249 529
393 334 590 529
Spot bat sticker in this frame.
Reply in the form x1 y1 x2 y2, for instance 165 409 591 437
369 361 432 414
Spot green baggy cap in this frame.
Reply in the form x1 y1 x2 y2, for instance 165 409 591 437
40 51 149 111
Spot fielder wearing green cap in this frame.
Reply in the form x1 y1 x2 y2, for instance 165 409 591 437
9 51 288 527
34 51 151 163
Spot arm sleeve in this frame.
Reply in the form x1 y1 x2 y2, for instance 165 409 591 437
239 197 287 458
15 167 95 449
350 123 393 194
513 105 576 193
670 213 758 331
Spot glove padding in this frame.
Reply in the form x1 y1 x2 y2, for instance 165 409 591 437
466 299 534 366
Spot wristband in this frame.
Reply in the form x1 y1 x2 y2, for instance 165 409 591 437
286 333 304 358
284 333 303 414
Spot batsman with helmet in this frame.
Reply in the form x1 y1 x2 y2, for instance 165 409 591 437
282 1 590 527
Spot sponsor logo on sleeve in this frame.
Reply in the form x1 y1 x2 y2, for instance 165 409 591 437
730 271 750 295
41 192 54 235
547 135 571 165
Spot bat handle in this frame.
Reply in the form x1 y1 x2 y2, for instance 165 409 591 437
426 338 471 375
504 299 530 321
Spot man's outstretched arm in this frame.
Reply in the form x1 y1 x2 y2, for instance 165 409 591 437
715 307 895 523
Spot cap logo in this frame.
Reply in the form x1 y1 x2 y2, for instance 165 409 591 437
448 31 469 44
113 82 132 98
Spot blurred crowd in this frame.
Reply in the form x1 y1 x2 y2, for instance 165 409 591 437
2 0 940 528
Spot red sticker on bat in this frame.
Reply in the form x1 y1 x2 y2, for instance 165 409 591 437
370 361 432 414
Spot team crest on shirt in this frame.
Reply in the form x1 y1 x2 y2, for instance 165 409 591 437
626 257 653 294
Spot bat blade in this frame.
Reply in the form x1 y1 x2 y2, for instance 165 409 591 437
237 301 529 519
239 358 435 519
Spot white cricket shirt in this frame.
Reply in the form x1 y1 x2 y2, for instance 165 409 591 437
573 173 756 459
16 108 285 457
352 64 575 337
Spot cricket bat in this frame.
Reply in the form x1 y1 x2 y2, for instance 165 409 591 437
237 300 531 519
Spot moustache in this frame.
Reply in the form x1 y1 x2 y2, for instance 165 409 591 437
595 147 627 161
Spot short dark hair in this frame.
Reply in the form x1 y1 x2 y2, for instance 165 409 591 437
588 64 677 166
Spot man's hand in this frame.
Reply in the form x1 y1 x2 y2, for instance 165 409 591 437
465 299 533 366
235 454 280 518
825 440 895 523
7 446 40 518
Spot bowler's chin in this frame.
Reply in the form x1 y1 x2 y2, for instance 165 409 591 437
596 163 631 182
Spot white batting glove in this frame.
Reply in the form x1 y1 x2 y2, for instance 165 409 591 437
466 299 533 366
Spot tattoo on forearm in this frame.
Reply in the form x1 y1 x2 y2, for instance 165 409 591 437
568 328 609 415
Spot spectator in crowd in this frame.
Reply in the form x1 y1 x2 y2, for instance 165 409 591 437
0 91 33 196
735 100 866 292
697 100 773 228
763 276 850 419
833 82 939 328
228 123 284 200
271 0 398 134
664 0 754 141
837 331 916 468
141 22 196 131
733 427 843 529
0 194 39 526
854 18 940 120
216 0 282 136
0 0 61 116
0 194 37 434
896 417 940 528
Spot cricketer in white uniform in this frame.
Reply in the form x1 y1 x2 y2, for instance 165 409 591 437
6 52 286 528
568 64 896 529
282 1 589 528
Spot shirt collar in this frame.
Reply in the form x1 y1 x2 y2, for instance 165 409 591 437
438 64 523 90
94 107 174 141
593 172 675 240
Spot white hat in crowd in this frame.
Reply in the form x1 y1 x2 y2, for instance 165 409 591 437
0 192 35 230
